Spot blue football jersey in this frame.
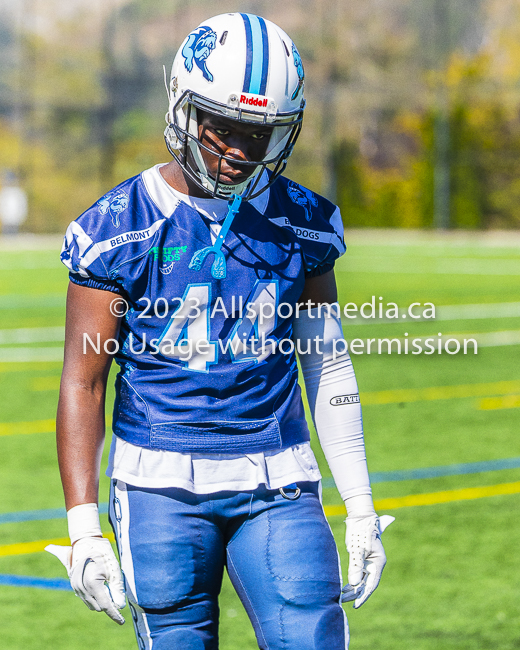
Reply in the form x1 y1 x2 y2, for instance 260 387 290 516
61 165 346 453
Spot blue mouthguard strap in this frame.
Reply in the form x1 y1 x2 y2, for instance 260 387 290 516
188 193 243 279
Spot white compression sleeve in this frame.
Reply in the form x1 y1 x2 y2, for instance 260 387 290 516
294 306 376 517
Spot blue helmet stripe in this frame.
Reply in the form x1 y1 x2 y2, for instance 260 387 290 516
241 14 253 93
240 14 269 95
258 17 269 95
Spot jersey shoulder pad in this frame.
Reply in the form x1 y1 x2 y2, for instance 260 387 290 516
60 172 168 283
265 176 346 276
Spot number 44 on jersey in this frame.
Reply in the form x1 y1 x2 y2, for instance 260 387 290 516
156 281 279 372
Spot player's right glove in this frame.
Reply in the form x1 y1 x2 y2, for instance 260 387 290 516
45 503 126 625
47 537 126 624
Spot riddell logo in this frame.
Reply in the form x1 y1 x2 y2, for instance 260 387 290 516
240 94 269 108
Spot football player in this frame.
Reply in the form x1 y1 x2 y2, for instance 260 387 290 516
47 13 393 649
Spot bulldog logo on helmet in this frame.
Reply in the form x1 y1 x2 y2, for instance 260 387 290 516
287 181 318 222
97 190 129 228
291 44 304 100
182 26 217 82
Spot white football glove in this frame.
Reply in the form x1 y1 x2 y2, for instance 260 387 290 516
341 514 394 609
46 537 126 625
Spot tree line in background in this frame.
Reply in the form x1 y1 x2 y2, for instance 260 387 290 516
335 76 520 230
1 0 520 232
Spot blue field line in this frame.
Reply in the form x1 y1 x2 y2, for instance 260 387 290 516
320 457 520 488
0 574 71 591
370 457 520 483
0 502 108 525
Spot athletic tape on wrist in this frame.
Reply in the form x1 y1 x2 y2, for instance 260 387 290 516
67 503 102 545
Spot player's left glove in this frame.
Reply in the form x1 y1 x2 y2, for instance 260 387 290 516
341 514 394 609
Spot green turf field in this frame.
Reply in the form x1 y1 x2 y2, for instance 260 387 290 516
0 231 519 649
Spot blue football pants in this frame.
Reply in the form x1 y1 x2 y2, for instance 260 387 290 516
109 479 349 650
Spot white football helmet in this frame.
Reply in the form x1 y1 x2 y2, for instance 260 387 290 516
164 13 306 200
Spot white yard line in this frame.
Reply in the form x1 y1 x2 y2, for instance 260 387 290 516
0 348 64 362
470 330 520 347
0 261 60 271
0 295 64 309
436 302 520 320
344 229 520 248
340 258 520 275
0 327 64 344
0 235 63 251
342 301 520 324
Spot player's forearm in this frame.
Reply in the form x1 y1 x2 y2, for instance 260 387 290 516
295 306 375 516
57 383 106 510
57 282 121 510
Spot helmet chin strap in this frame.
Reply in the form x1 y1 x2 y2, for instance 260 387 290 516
188 193 243 279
